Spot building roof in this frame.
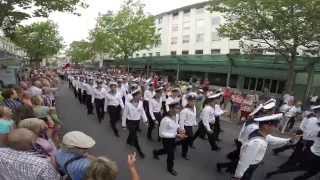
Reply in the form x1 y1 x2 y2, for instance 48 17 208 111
156 1 210 17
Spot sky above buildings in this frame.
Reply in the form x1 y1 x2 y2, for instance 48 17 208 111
25 0 205 45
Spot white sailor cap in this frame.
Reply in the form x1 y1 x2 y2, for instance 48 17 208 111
249 104 264 117
263 98 276 110
311 105 320 110
131 88 141 96
109 81 117 86
207 93 222 100
168 100 182 109
155 87 163 92
254 113 283 123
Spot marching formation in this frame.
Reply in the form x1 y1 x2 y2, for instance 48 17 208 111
64 69 320 179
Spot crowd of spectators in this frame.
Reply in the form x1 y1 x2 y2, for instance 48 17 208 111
0 69 140 180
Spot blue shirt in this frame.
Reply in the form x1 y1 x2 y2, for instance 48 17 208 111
0 119 14 134
54 150 91 180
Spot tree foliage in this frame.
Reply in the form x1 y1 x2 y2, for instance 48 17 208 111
0 0 87 36
10 21 63 63
209 0 320 91
90 0 160 60
67 40 94 63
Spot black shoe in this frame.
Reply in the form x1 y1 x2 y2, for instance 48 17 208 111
115 132 120 137
182 155 190 160
153 150 159 160
272 149 279 156
216 163 222 173
168 169 178 176
265 172 273 179
139 152 145 159
211 146 221 151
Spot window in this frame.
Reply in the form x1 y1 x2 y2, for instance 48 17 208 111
172 12 179 20
171 37 178 45
211 49 221 55
195 7 204 14
172 24 178 32
211 32 220 41
229 49 240 54
183 9 191 17
252 49 264 55
182 35 190 44
196 19 205 31
196 33 204 43
182 50 189 55
195 50 203 55
183 21 190 30
156 52 160 56
158 17 162 24
171 51 177 56
149 53 153 57
136 53 140 57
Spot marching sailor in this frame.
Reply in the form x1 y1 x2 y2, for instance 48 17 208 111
122 88 148 158
152 100 187 176
147 87 163 141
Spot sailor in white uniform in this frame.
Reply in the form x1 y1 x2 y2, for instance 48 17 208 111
147 87 163 141
192 93 221 151
92 80 107 123
104 81 124 137
233 113 292 180
122 88 148 158
152 101 186 176
179 93 197 160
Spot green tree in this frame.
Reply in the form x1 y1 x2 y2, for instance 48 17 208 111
10 21 63 66
90 0 160 62
0 0 87 36
67 40 94 63
209 0 320 92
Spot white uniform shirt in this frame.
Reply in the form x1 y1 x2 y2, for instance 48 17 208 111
122 101 147 127
300 117 320 141
200 105 216 132
279 104 291 113
149 97 163 120
92 87 107 100
144 89 153 101
104 91 124 110
214 104 224 116
311 127 320 156
182 94 188 107
179 107 197 129
159 116 180 138
235 136 268 178
285 106 300 118
238 122 259 143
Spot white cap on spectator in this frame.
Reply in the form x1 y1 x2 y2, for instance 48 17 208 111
63 131 96 149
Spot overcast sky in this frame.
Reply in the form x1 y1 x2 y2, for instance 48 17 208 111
25 0 204 45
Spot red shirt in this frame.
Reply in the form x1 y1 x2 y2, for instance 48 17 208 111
223 89 233 101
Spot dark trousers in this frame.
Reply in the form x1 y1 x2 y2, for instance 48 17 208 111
213 116 221 140
81 91 87 104
86 95 93 114
287 116 296 131
77 89 82 103
107 105 121 136
73 87 78 97
218 140 242 174
241 164 260 180
267 149 320 180
154 138 176 171
126 120 143 154
147 112 162 140
193 121 219 150
143 100 153 139
181 126 193 157
94 98 105 122
278 139 314 169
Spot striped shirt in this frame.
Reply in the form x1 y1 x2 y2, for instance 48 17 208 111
0 148 61 180
55 150 91 180
2 99 22 111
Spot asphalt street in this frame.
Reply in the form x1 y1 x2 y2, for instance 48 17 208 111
55 82 318 180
